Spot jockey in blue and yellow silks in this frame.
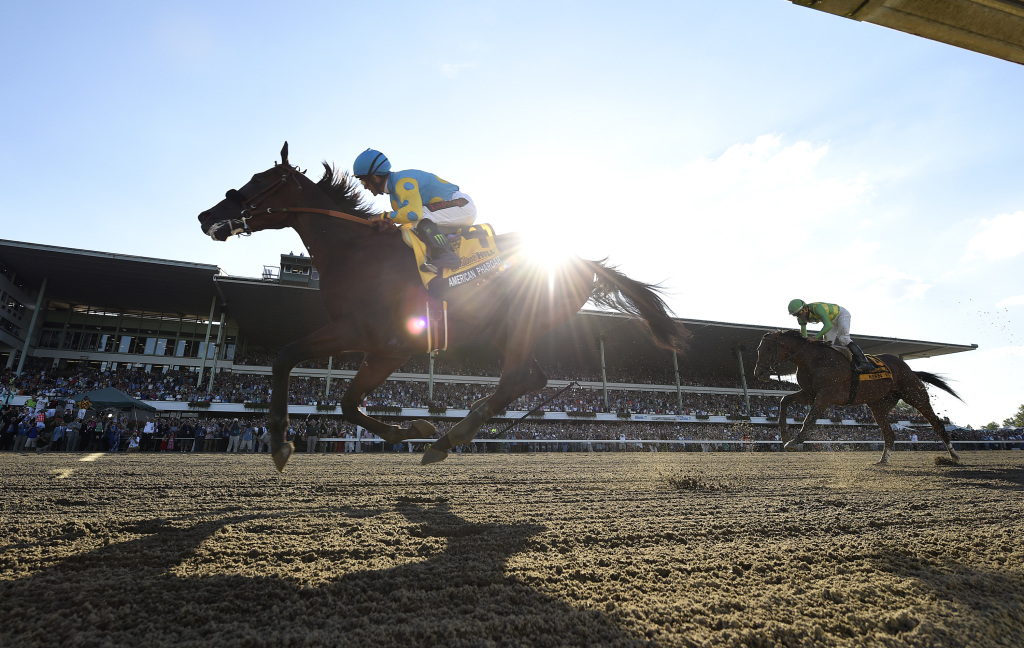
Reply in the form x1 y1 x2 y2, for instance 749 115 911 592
788 299 874 372
353 149 477 274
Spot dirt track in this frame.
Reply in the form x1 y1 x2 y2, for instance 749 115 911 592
1 450 1022 647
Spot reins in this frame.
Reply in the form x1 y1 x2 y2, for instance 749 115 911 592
217 164 375 239
261 206 374 227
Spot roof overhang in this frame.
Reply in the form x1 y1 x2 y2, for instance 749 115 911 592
0 239 222 317
789 0 1024 66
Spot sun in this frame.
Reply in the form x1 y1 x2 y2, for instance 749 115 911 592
519 232 575 272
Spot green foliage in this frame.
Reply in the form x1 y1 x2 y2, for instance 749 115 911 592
983 422 1000 430
1003 404 1024 427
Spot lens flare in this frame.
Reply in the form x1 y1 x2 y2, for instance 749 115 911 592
407 317 427 335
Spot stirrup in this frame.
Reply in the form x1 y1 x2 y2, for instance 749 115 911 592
420 261 441 274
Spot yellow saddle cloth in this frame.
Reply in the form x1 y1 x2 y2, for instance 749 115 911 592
400 223 506 291
835 347 892 381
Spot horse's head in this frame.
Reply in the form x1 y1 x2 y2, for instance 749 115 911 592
753 330 804 380
198 142 315 241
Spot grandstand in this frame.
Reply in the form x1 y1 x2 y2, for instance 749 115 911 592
1 238 985 444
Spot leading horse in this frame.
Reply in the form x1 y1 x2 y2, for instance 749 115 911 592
753 329 961 465
197 143 689 471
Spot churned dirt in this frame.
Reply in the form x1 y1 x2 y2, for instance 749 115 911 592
1 450 1022 647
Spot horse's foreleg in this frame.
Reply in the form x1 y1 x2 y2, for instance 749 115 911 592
340 353 432 444
868 395 900 465
268 324 362 472
780 391 813 449
268 342 308 472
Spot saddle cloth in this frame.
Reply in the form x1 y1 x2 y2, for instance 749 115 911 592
400 223 506 295
838 346 893 404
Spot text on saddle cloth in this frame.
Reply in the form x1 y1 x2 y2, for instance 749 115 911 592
842 351 893 405
400 223 507 294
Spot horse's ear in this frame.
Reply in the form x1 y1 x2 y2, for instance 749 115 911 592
281 142 289 166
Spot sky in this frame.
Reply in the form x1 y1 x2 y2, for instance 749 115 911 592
1 1 1022 428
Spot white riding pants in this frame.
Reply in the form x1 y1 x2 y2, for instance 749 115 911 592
419 191 477 233
821 307 853 347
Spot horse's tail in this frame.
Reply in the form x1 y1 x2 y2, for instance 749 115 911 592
585 259 690 352
915 371 964 403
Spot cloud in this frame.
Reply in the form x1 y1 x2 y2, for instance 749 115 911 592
964 210 1024 261
440 63 474 79
653 135 868 244
996 294 1024 308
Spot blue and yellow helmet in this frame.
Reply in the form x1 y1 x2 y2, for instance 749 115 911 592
353 149 391 177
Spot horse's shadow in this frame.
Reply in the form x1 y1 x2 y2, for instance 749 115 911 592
0 502 653 647
943 466 1024 491
867 548 1024 642
881 465 1024 491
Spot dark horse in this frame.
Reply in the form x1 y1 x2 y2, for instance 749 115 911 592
197 144 689 471
752 329 961 465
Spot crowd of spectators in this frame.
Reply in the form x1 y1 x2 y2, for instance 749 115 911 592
2 358 941 425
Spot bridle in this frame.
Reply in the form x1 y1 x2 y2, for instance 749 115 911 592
758 331 807 377
209 163 375 240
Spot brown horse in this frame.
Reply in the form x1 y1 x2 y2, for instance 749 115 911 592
197 143 689 471
752 329 961 465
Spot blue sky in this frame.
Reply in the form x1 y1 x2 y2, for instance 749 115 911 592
2 1 1022 427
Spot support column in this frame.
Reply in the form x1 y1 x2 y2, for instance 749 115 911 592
735 347 750 416
207 311 226 393
15 277 46 376
196 296 217 387
325 355 334 400
428 352 435 401
673 351 682 412
599 336 608 407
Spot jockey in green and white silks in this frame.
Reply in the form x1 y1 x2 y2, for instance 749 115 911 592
787 299 874 372
353 148 476 273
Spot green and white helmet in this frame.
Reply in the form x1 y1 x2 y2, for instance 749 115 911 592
788 299 805 315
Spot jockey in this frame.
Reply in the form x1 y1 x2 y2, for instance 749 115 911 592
353 148 477 274
787 299 874 372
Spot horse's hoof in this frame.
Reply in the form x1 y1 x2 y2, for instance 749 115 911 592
409 419 436 437
272 442 293 472
421 447 448 465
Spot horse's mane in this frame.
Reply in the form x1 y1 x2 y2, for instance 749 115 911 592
315 163 380 220
777 329 806 340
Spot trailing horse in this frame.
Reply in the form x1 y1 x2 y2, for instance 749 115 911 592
197 143 689 471
753 329 961 465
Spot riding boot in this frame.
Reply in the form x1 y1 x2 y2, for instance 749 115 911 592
847 342 874 373
416 219 461 274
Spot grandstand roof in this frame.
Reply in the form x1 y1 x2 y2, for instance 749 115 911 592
0 239 221 317
1 240 978 378
213 275 978 378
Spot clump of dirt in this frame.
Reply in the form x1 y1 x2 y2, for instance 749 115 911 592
661 470 733 491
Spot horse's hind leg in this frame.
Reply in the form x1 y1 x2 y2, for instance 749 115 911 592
902 381 961 464
423 357 547 465
868 394 900 465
